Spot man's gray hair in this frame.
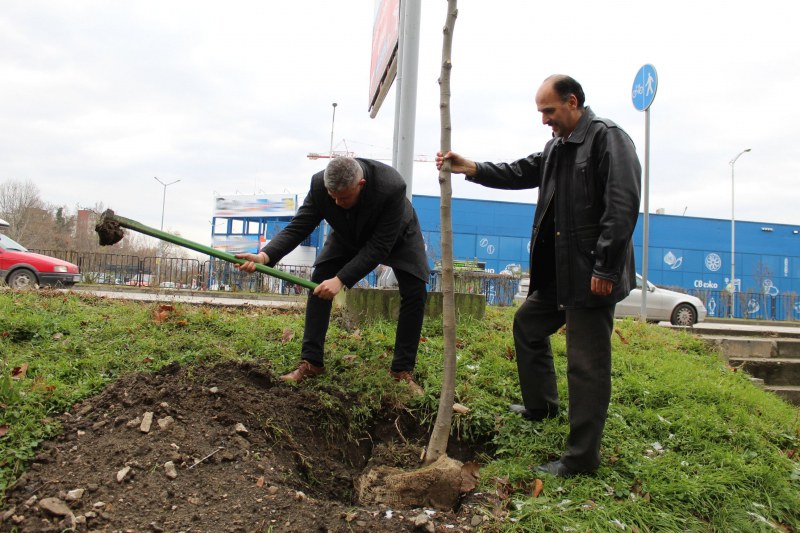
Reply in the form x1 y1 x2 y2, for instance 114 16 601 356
324 157 363 192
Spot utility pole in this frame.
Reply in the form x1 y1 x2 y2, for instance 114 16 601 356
154 177 180 285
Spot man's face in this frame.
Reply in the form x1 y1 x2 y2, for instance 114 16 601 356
535 83 580 138
328 178 365 210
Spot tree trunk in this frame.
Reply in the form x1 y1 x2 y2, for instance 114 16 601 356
425 0 458 465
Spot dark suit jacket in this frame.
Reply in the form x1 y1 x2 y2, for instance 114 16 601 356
261 158 430 287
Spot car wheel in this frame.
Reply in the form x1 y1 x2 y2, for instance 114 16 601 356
7 269 39 290
671 303 696 326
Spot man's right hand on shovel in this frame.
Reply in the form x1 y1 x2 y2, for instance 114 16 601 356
234 252 269 273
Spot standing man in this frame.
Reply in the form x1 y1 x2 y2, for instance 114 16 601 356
236 157 429 394
436 75 641 476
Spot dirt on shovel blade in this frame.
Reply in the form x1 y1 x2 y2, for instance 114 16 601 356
95 209 125 246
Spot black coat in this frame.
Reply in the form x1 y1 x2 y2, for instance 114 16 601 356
468 108 641 309
261 158 430 287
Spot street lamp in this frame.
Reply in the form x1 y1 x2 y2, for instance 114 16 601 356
729 148 751 318
329 102 338 158
154 177 181 231
322 103 337 244
154 177 180 285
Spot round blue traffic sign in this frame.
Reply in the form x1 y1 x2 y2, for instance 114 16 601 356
632 64 658 111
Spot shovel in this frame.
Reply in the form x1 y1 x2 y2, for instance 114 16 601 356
94 209 317 290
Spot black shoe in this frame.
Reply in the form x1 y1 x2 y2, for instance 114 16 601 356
508 404 555 422
533 460 585 478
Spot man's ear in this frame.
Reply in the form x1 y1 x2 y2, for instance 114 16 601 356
568 94 579 109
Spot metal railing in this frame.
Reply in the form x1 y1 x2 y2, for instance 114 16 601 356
32 249 523 306
689 288 800 322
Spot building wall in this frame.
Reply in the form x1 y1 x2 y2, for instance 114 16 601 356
412 195 800 297
210 193 800 298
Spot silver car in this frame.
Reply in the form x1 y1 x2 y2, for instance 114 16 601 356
615 274 706 326
514 274 707 326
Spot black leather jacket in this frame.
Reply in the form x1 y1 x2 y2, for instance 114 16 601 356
468 108 641 309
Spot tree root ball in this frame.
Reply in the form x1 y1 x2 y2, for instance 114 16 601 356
356 455 465 511
95 209 125 246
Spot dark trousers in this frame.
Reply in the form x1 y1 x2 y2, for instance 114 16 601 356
513 285 615 472
301 260 427 372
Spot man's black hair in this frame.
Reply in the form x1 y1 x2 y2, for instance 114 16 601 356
549 75 586 109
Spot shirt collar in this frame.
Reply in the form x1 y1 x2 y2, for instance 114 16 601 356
563 106 595 145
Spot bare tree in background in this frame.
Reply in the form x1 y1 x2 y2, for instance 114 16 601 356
0 181 193 259
0 179 46 242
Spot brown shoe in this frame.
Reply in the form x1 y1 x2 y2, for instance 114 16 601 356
390 370 424 396
280 360 324 383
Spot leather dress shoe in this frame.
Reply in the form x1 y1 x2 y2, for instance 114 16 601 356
389 370 424 396
533 460 585 478
508 404 556 422
279 360 324 383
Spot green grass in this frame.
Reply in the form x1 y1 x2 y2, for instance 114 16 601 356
1 289 798 531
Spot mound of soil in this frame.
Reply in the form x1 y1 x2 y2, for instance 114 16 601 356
1 361 498 532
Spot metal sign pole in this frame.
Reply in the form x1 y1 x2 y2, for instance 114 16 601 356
641 107 650 320
631 64 657 322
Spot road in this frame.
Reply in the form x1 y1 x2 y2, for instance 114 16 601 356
67 286 305 309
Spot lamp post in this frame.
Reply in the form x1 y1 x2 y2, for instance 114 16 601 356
729 148 751 318
154 177 180 285
329 102 337 158
322 103 337 244
155 177 181 232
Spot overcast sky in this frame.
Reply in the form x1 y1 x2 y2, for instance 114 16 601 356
1 1 798 246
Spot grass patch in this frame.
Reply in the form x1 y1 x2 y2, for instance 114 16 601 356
1 290 798 531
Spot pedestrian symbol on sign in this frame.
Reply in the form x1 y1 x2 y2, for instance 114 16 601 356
632 64 658 111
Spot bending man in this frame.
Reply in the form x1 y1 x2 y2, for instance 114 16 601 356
236 157 429 394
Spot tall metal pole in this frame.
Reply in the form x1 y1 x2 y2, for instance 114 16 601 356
395 0 421 200
391 0 405 169
322 103 337 244
154 177 181 231
154 177 180 284
729 148 751 318
329 102 337 157
640 107 651 321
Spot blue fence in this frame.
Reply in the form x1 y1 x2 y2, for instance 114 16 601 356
31 250 522 306
690 289 800 322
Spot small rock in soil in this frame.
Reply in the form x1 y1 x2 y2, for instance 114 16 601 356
116 466 131 482
164 461 178 479
65 488 85 501
38 497 72 517
140 411 154 433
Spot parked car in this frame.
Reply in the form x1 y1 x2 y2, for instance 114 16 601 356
616 274 706 326
514 274 706 326
0 232 81 289
513 277 530 305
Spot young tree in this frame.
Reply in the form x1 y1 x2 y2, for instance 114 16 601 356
425 0 458 465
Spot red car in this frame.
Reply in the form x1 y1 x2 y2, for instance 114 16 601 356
0 231 81 289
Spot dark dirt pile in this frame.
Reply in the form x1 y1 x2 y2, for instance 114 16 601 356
94 210 125 246
1 361 500 532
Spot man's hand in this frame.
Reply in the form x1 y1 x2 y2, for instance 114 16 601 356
591 276 613 296
436 151 478 176
313 276 344 301
234 252 269 273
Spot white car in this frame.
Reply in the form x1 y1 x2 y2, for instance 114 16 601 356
514 274 707 326
616 274 706 326
513 277 530 305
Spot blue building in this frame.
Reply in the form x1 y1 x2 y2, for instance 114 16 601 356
411 195 800 297
211 193 800 316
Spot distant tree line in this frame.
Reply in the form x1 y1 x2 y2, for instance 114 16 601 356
0 178 189 258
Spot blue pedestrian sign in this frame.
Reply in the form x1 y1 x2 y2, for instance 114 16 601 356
632 64 657 111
